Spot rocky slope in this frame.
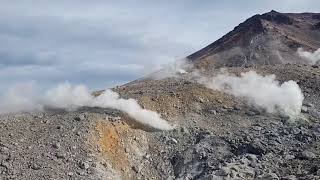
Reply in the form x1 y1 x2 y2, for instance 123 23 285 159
1 11 320 180
1 64 320 180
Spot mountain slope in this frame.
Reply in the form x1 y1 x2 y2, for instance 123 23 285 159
188 10 320 68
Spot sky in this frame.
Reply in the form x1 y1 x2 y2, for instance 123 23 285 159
1 0 319 92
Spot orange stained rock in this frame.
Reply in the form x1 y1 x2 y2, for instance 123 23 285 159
94 120 130 172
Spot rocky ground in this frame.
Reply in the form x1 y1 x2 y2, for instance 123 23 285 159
0 64 319 179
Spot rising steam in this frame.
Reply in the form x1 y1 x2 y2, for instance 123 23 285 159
0 83 43 113
149 58 192 79
199 71 304 117
152 59 304 117
0 83 173 130
297 48 320 64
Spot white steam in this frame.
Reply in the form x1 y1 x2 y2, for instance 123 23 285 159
0 83 43 113
152 58 304 117
149 58 192 79
200 71 304 117
297 48 320 64
0 83 173 130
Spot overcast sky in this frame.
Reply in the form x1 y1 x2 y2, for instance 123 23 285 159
1 0 319 92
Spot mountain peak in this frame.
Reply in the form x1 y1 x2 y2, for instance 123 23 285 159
188 11 320 68
260 10 293 24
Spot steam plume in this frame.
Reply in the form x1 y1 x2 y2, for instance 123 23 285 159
297 48 320 64
200 71 304 117
0 83 43 113
152 59 304 117
0 83 173 130
149 58 191 79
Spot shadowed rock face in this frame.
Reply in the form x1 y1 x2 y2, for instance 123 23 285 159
188 11 320 68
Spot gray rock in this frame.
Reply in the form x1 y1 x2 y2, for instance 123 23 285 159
74 114 86 121
284 154 295 160
107 116 121 122
34 114 44 119
290 127 301 135
75 131 81 136
144 154 151 159
210 110 217 115
198 97 204 103
258 173 279 180
198 150 207 159
281 175 297 180
246 111 256 116
300 150 316 160
56 152 66 159
180 127 189 134
246 154 258 161
52 142 61 149
132 165 140 173
303 102 314 107
30 163 41 170
249 161 258 168
252 126 263 131
301 106 308 113
76 170 86 176
215 169 228 176
67 172 74 176
1 161 10 168
170 138 178 144
309 109 320 119
78 160 90 170
233 105 241 111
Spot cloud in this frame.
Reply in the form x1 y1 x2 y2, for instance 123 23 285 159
0 0 319 93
